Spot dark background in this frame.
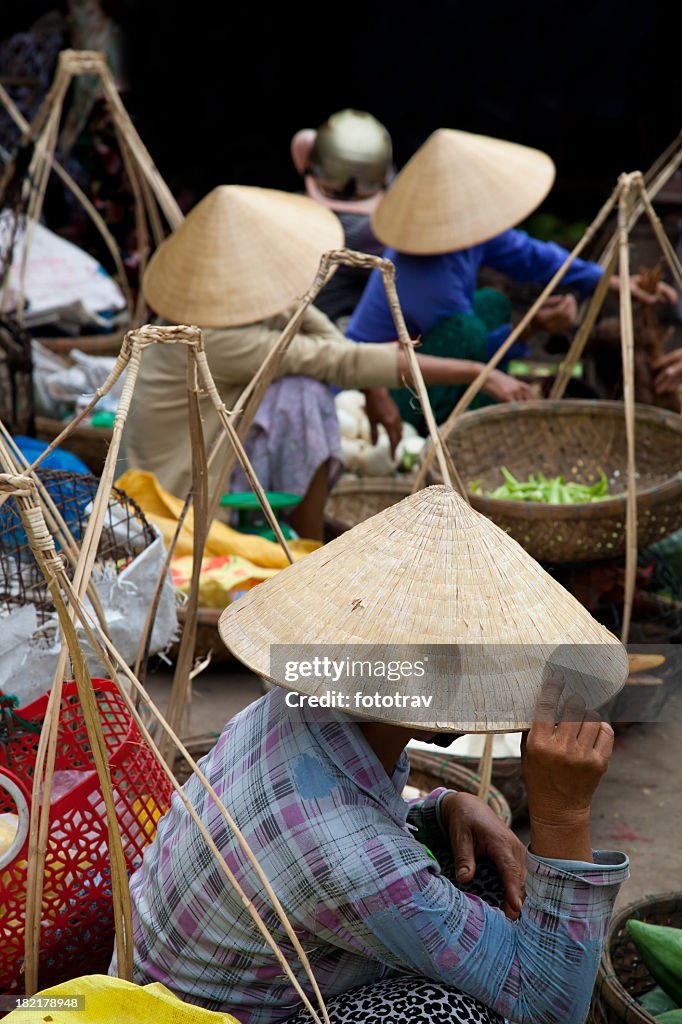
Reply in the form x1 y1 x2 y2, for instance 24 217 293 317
2 0 682 223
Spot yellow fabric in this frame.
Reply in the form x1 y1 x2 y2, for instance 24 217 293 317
116 469 320 567
171 555 280 607
3 974 241 1022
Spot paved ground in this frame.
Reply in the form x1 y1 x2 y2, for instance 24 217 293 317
145 655 682 911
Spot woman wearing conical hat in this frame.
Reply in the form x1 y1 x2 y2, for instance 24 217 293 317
114 486 631 1024
345 128 678 433
123 184 533 540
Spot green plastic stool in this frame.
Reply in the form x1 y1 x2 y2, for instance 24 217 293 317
220 490 302 540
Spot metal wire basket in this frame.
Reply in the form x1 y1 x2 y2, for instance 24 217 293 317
0 468 155 625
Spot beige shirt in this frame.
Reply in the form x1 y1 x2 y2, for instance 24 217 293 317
122 306 399 498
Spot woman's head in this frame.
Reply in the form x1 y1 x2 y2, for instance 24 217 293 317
293 109 393 214
371 128 556 255
142 184 344 327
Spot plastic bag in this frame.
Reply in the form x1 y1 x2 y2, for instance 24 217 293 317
1 974 242 1022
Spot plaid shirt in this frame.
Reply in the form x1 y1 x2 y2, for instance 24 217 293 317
112 689 629 1024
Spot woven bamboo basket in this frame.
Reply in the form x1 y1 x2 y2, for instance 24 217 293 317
434 400 682 565
407 748 512 827
591 891 682 1024
409 748 526 824
171 605 234 665
324 473 416 533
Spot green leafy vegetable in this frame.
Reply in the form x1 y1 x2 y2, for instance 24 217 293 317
638 986 680 1015
469 467 612 504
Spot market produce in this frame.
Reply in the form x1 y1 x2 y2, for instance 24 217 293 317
469 466 611 504
626 920 682 1006
0 812 18 860
335 390 426 475
639 987 680 1015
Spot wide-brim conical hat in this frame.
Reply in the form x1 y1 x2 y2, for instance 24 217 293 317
143 185 344 327
371 128 556 254
219 486 628 731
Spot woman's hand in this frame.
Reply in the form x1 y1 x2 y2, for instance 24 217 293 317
652 348 682 395
440 791 527 920
483 369 536 403
532 294 579 335
522 674 615 862
362 386 403 456
609 274 679 306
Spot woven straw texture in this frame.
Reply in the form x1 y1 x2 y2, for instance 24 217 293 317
220 485 628 731
325 474 414 533
409 748 527 824
406 749 511 826
433 400 682 565
371 128 556 254
591 892 682 1024
142 185 344 327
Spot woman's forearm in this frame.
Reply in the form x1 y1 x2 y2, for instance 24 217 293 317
529 809 593 863
399 350 482 386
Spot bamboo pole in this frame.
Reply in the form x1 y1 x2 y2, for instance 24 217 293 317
598 132 682 268
0 423 112 646
0 84 133 317
0 463 133 988
158 347 210 759
635 177 682 294
0 464 330 1024
202 252 342 529
616 175 639 644
549 244 619 400
476 737 494 804
1 48 183 327
132 489 192 690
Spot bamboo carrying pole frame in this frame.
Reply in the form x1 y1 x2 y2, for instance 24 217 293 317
0 245 488 1018
10 150 676 1005
0 324 332 1023
0 49 183 326
411 157 682 650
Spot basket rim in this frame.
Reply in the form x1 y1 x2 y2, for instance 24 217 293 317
406 748 512 825
453 398 682 430
328 473 416 496
596 890 682 1020
444 399 682 518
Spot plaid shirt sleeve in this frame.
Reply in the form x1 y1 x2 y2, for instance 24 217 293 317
314 834 628 1024
405 786 454 850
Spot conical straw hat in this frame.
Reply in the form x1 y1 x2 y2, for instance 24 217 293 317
371 128 556 254
219 485 628 732
142 185 344 327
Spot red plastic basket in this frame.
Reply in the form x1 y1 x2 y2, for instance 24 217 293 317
0 679 173 994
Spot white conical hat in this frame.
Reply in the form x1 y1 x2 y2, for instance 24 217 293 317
371 128 556 254
142 184 344 327
219 486 628 731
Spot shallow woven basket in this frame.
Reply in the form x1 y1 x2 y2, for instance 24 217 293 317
410 748 527 823
407 749 512 827
324 474 415 533
590 891 682 1024
170 605 235 666
436 400 682 565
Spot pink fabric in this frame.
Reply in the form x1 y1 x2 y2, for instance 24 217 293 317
229 375 344 499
